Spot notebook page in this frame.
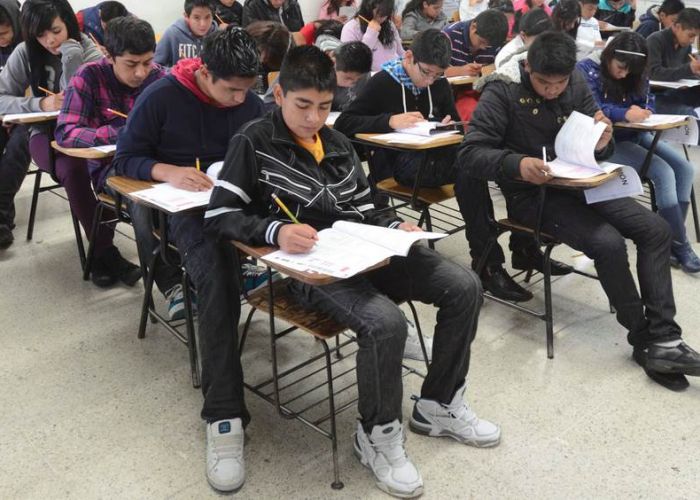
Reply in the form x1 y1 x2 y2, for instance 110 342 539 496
333 221 446 256
554 111 606 170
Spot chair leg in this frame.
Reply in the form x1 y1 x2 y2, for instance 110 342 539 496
407 301 429 371
543 244 555 359
691 187 700 243
26 170 42 241
321 340 344 490
423 209 435 250
138 248 159 339
70 210 86 270
239 307 257 353
182 271 200 389
83 202 104 281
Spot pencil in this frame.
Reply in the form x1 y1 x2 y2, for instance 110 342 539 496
88 32 100 46
215 13 225 24
271 193 300 224
107 108 128 119
357 14 371 24
196 157 201 172
37 86 54 96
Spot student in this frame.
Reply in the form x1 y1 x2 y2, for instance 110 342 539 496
442 9 509 77
318 0 357 22
401 0 448 40
578 31 700 272
460 30 700 391
595 0 635 28
513 0 552 33
154 0 217 67
553 0 596 60
75 1 127 45
460 0 488 22
489 0 515 37
341 0 404 72
495 8 552 68
0 0 139 286
637 0 684 38
333 40 372 110
205 44 500 498
111 27 265 492
242 0 305 32
246 20 292 109
578 0 604 49
647 8 700 116
299 18 344 46
0 0 28 250
213 0 243 28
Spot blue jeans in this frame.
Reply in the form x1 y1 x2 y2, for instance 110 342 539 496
654 88 700 118
611 134 696 209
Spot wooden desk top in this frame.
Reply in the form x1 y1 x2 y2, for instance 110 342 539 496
613 118 691 131
545 169 619 189
354 132 463 150
447 75 478 86
2 112 59 125
51 140 115 159
106 175 155 197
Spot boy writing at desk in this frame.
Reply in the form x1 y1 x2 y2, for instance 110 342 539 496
205 44 500 498
460 30 700 391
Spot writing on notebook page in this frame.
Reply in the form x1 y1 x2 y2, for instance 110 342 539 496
547 111 626 179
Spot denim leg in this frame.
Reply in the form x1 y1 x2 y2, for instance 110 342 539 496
289 274 408 431
368 245 484 404
508 190 681 347
638 133 696 206
654 88 700 117
0 125 30 227
169 213 248 425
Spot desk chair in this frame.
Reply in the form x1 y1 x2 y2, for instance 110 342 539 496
234 242 429 491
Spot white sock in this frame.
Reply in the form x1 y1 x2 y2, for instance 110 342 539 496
653 340 682 348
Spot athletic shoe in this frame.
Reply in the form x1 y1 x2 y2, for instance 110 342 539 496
354 420 423 499
409 383 501 447
206 418 245 492
0 224 13 250
241 263 279 295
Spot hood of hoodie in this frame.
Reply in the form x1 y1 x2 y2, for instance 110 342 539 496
475 52 527 91
0 0 22 48
640 5 660 23
599 0 632 13
170 57 228 108
171 17 216 43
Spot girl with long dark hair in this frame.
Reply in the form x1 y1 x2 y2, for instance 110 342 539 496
578 31 700 272
318 0 357 21
400 0 448 40
341 0 404 71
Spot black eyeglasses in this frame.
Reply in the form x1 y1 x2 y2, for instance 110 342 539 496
416 61 445 80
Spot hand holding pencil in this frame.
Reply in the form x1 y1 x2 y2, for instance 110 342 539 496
38 87 64 112
272 193 318 253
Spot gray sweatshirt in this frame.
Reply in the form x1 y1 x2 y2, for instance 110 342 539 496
154 18 217 67
400 10 448 40
0 34 102 133
647 27 696 82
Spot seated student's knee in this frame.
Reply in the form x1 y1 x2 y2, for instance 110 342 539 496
356 302 407 346
585 226 628 260
644 211 673 247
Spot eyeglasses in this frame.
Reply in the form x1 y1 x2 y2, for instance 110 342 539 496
416 61 444 81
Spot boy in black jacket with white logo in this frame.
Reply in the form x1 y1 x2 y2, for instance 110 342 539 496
206 45 500 499
460 30 700 392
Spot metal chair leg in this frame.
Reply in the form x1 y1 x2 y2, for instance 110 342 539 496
691 187 700 243
71 211 87 270
182 272 200 389
138 248 159 339
26 170 42 241
83 202 104 280
543 244 554 359
321 340 344 490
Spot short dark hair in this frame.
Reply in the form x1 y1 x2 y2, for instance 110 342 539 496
659 0 685 16
201 26 259 81
411 28 452 68
552 0 581 37
335 41 372 73
104 17 155 58
675 7 700 29
488 0 514 14
527 30 577 75
519 8 552 36
245 21 291 71
473 9 509 47
185 0 213 16
279 45 336 94
600 31 648 101
0 6 13 27
99 1 127 22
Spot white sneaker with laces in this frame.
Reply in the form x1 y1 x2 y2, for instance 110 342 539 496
206 418 245 492
409 383 500 447
403 314 432 362
354 420 423 499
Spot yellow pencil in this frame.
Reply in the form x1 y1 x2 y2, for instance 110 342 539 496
690 54 696 62
357 14 371 24
107 108 128 119
271 193 300 224
196 157 201 172
215 13 225 24
37 86 54 96
88 32 100 47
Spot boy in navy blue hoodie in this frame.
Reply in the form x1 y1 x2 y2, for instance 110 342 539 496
155 0 217 67
112 27 263 493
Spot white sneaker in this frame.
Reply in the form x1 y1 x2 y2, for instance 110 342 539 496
354 420 423 499
403 314 432 362
206 418 245 492
409 383 500 448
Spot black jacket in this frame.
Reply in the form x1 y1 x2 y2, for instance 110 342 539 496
459 62 613 197
242 0 304 32
215 2 243 26
334 70 460 136
204 108 402 246
647 28 695 81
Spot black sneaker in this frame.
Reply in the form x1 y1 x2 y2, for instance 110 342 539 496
632 348 689 392
0 224 13 250
480 265 533 302
100 245 142 287
91 254 118 288
645 342 700 377
511 247 573 276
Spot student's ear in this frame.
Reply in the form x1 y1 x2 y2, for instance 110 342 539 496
182 11 189 21
273 83 284 106
523 60 531 73
404 50 413 64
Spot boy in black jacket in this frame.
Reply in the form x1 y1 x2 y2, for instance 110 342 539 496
461 31 700 392
206 45 499 499
242 0 304 32
112 28 264 493
647 7 700 116
336 28 570 303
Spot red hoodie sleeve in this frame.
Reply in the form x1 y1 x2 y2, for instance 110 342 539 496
300 22 316 45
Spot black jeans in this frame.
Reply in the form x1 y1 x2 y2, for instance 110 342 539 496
0 125 30 228
507 189 682 347
168 213 248 425
289 245 483 431
653 88 700 118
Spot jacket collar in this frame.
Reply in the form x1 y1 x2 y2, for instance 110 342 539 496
269 107 348 156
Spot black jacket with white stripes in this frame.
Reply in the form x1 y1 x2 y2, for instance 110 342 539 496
204 108 402 247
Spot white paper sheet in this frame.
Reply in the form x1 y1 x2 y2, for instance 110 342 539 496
649 79 700 89
2 111 59 123
372 132 455 145
660 118 699 145
131 183 212 213
396 121 460 137
92 144 117 153
633 114 689 127
584 165 643 203
325 111 340 127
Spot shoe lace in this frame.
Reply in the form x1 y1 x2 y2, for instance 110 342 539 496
372 429 408 467
443 398 477 425
211 431 244 461
165 284 182 301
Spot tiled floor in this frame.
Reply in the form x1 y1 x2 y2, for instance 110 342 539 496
2 161 700 499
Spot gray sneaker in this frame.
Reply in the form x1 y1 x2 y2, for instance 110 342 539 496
206 418 245 492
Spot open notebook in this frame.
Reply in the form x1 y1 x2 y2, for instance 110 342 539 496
130 161 223 212
547 111 625 179
262 221 446 279
2 111 59 124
